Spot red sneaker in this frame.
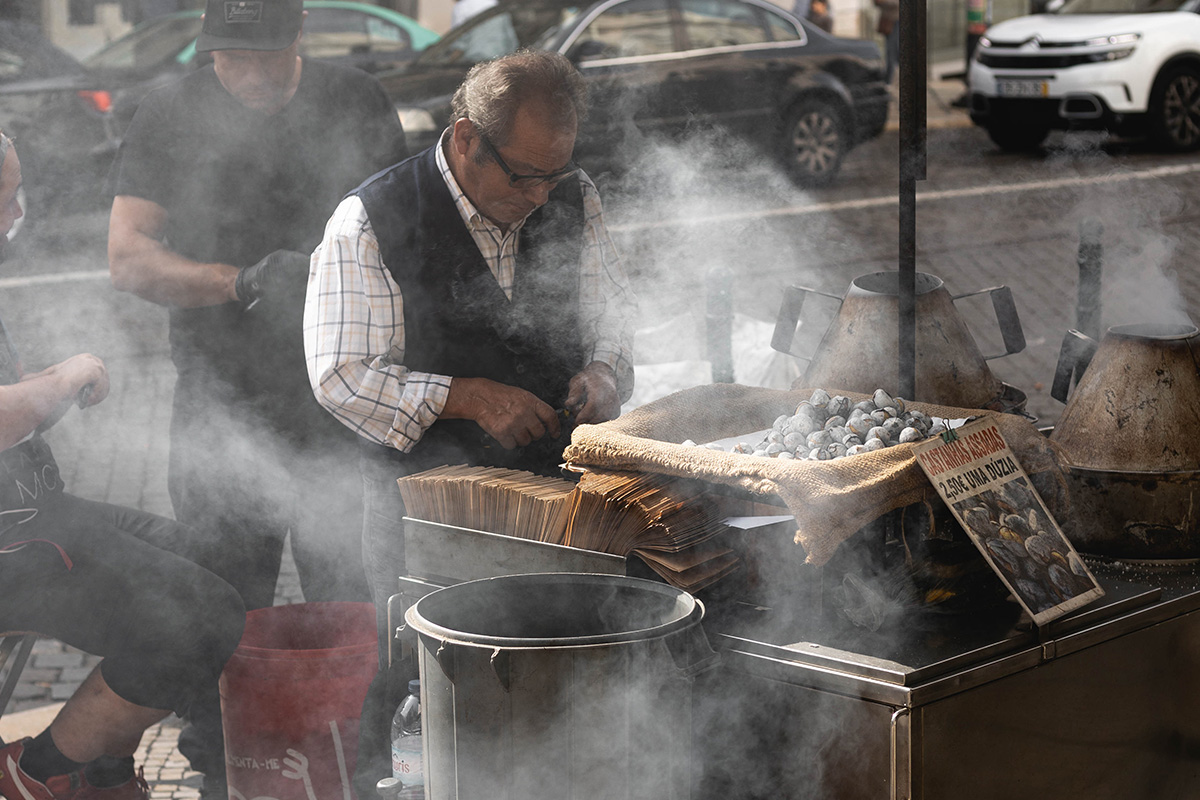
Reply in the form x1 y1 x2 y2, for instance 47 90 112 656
74 768 148 800
0 740 84 800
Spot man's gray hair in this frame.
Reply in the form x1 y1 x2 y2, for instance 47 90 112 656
0 131 9 173
450 49 587 147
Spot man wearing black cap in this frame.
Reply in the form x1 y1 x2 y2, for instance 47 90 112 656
105 1 408 795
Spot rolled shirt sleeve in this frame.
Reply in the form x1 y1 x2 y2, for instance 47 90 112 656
303 195 451 452
577 175 637 402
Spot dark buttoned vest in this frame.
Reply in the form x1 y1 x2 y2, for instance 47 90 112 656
355 146 585 475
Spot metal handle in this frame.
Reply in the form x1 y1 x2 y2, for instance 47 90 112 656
1051 329 1099 403
490 648 511 693
890 706 911 800
770 285 842 358
664 604 721 680
433 639 455 684
952 285 1026 360
426 639 509 690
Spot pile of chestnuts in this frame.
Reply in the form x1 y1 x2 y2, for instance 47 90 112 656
684 388 948 461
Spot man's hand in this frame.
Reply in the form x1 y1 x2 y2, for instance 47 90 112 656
15 354 109 438
443 377 562 449
564 361 621 424
235 250 311 306
22 354 110 408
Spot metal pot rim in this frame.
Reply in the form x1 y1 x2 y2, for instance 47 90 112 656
404 572 704 650
850 270 943 297
1062 463 1200 478
1105 322 1198 341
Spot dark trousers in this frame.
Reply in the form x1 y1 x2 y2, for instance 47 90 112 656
353 454 414 797
0 492 245 717
168 381 371 783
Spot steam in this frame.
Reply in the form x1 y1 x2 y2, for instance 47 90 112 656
596 127 869 408
1020 135 1196 331
11 73 1200 798
2 208 366 607
1068 165 1192 329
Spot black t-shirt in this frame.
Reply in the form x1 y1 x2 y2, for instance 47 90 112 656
108 60 407 438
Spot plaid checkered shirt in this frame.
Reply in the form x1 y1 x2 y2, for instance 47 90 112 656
304 132 636 453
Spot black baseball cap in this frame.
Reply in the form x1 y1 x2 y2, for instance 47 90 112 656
196 0 304 53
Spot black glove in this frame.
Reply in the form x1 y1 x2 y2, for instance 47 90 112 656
234 249 311 306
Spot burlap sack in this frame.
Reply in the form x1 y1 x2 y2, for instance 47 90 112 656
563 383 1066 565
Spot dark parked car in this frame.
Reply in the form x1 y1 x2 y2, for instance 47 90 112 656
0 20 116 234
381 0 890 186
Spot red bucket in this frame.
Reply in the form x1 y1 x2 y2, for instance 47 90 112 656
219 602 378 800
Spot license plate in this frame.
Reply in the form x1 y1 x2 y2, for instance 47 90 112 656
996 80 1049 98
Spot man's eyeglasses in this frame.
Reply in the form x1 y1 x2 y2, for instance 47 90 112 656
476 129 577 189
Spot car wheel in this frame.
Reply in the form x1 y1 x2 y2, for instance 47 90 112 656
985 122 1049 152
783 98 847 187
1149 64 1200 152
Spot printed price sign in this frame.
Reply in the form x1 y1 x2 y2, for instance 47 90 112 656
912 418 1104 626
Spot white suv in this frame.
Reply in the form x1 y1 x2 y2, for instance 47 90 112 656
967 0 1200 151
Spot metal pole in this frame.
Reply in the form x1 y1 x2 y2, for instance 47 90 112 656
706 264 734 384
1074 217 1103 380
897 0 926 401
1076 217 1104 341
966 0 987 66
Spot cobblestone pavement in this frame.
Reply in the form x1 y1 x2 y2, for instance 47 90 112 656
1 75 976 799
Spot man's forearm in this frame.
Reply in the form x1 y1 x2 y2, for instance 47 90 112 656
108 195 241 308
108 235 239 308
441 376 485 422
0 371 86 449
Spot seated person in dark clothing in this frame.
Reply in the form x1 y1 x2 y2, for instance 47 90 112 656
0 133 246 800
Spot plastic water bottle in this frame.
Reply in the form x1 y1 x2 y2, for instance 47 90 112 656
391 679 423 793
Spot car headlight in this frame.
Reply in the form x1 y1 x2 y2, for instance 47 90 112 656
396 108 438 134
1084 32 1139 47
1084 32 1139 61
973 36 990 61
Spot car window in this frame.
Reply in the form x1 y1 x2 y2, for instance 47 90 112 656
762 6 803 41
573 0 676 59
679 0 769 49
418 4 579 66
303 8 412 58
528 6 586 50
0 30 85 81
366 17 412 52
84 15 202 71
